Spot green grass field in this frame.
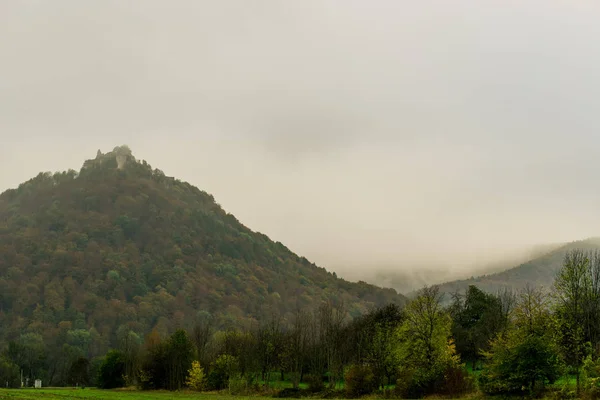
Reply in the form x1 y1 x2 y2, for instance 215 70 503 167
0 388 258 400
0 375 578 400
0 388 486 400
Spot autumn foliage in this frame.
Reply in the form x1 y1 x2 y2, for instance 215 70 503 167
0 146 404 385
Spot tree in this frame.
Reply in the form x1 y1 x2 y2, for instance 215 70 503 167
396 286 463 397
207 354 238 390
186 360 205 391
306 311 325 384
497 287 517 335
166 330 194 391
340 303 403 389
450 285 505 369
344 364 377 397
116 327 141 386
0 356 20 388
256 315 284 386
479 285 561 395
366 304 403 387
97 350 126 389
286 309 310 388
139 330 167 390
67 357 90 386
553 249 600 394
7 333 46 384
139 329 194 391
317 301 346 388
191 314 213 368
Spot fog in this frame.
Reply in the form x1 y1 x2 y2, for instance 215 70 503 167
2 1 600 290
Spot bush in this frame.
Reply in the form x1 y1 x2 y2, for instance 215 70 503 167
88 357 104 387
97 350 126 389
139 342 168 390
68 357 90 386
305 374 325 393
0 356 20 388
547 383 578 400
207 368 228 391
394 363 474 398
479 334 562 396
344 364 377 397
395 362 456 398
394 368 414 398
582 356 600 399
185 360 205 391
206 354 238 391
438 365 475 396
228 374 260 395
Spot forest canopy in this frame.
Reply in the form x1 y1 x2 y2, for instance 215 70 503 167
0 146 404 385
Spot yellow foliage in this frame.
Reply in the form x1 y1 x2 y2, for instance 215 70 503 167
186 360 205 391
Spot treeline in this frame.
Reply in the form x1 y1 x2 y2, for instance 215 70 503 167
0 291 466 398
4 249 600 398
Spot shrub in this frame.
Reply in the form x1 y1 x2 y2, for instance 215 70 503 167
97 350 126 389
207 368 228 391
228 374 260 395
185 360 205 391
438 365 475 396
88 357 104 388
305 374 325 393
0 356 20 389
344 364 377 397
479 334 562 396
394 368 414 398
394 362 474 398
138 341 168 390
206 354 238 391
582 356 600 399
68 357 90 386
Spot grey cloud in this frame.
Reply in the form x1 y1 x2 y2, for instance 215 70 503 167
2 1 600 290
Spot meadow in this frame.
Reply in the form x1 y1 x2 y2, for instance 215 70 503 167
0 381 576 400
0 388 254 400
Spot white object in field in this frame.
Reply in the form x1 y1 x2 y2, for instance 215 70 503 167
34 380 42 388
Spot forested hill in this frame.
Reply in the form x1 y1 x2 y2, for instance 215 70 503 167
431 238 600 299
0 146 405 350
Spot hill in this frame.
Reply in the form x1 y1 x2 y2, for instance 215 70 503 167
429 238 600 300
356 243 562 295
0 146 405 353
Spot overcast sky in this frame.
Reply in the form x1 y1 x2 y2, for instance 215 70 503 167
2 1 600 283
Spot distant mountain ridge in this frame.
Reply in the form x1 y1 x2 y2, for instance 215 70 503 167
429 238 600 299
355 243 563 296
0 145 405 351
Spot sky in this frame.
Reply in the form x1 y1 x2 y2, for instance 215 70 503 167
2 1 600 287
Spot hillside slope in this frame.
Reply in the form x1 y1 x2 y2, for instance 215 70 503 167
359 243 562 295
431 238 600 298
0 146 405 351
